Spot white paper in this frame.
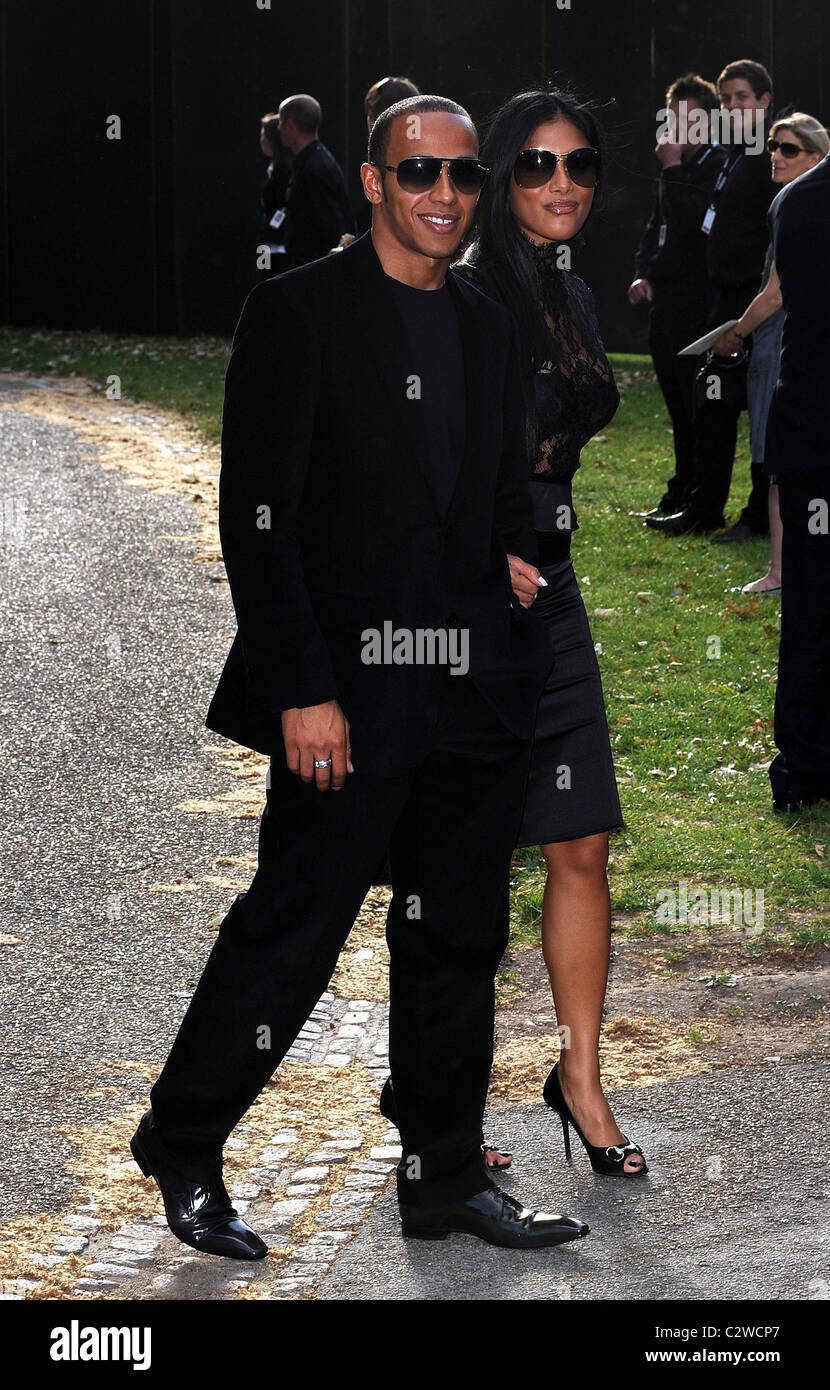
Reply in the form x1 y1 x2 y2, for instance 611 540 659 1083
677 320 740 356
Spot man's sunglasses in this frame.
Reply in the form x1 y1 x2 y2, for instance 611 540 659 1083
377 156 490 195
513 146 600 189
767 137 809 158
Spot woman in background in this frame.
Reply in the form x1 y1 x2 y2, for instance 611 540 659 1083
456 89 647 1177
714 113 828 595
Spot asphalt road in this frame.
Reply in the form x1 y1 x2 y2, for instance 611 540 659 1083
317 1061 829 1301
0 377 254 1221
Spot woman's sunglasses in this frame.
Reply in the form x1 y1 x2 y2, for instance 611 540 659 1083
513 146 600 190
377 156 490 196
767 137 810 158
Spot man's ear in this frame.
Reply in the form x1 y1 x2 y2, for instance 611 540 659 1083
759 91 772 111
361 162 384 205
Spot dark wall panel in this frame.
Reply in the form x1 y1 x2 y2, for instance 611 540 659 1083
2 1 828 344
5 1 157 331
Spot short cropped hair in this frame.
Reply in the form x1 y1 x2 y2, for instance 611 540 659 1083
280 94 322 134
367 94 474 169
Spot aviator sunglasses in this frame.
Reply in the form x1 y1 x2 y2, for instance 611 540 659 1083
767 137 810 158
376 156 490 195
513 146 600 189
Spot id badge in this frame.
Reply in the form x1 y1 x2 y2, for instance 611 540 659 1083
657 223 667 248
701 206 716 235
269 207 286 231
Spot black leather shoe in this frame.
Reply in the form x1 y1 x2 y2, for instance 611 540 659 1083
711 520 768 543
645 507 726 535
773 792 823 815
129 1110 268 1261
640 492 686 519
399 1185 589 1248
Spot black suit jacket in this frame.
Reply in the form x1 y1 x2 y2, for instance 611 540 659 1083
206 231 553 776
764 153 830 478
282 140 355 269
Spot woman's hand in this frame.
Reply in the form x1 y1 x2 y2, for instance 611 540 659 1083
507 554 547 608
714 327 744 356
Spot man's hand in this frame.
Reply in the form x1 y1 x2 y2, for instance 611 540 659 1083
627 277 654 305
281 700 353 790
507 554 547 608
655 135 683 167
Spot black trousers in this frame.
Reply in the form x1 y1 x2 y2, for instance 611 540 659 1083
149 669 533 1208
770 471 830 803
648 277 711 507
686 283 760 523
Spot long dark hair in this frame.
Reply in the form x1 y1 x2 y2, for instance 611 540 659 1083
463 88 605 376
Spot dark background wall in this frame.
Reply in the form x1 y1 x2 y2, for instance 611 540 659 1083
1 0 826 349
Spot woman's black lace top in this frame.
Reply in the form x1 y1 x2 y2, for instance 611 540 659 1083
456 237 619 534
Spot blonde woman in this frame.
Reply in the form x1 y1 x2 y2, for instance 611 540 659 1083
714 113 829 593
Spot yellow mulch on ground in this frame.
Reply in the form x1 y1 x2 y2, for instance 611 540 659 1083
489 1014 724 1103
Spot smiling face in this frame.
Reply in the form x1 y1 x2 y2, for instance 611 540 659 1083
719 77 771 114
508 118 596 245
769 124 824 184
361 111 480 269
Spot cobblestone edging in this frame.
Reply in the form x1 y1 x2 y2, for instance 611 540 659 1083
0 993 400 1302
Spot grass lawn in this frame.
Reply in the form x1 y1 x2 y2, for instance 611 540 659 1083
2 327 828 951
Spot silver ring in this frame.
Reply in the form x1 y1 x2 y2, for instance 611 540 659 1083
314 758 333 768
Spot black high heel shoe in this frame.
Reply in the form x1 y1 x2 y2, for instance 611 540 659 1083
543 1062 648 1178
379 1077 514 1171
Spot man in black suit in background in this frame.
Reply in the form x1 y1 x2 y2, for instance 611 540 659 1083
272 93 355 271
763 152 830 814
130 96 589 1255
648 59 775 538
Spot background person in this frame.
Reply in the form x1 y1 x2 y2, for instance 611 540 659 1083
648 59 776 538
762 150 830 814
259 112 292 277
274 93 355 270
629 74 728 518
713 114 829 595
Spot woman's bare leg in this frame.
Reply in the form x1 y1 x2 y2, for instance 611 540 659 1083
742 481 782 593
540 832 644 1174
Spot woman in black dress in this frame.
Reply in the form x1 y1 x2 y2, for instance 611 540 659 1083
456 90 647 1176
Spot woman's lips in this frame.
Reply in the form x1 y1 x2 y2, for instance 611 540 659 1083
543 203 578 214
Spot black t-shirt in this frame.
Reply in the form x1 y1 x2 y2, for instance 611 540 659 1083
388 275 466 517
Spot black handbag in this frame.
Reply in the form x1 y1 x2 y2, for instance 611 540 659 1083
694 344 750 412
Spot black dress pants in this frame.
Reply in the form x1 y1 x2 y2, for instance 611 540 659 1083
687 283 757 522
149 669 532 1208
648 277 711 507
770 470 830 803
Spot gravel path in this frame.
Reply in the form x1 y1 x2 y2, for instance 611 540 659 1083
0 376 249 1220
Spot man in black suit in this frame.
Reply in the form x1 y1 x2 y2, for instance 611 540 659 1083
764 152 830 814
648 59 775 538
130 95 589 1255
271 93 355 271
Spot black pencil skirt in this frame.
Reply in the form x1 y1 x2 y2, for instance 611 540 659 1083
516 555 623 848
